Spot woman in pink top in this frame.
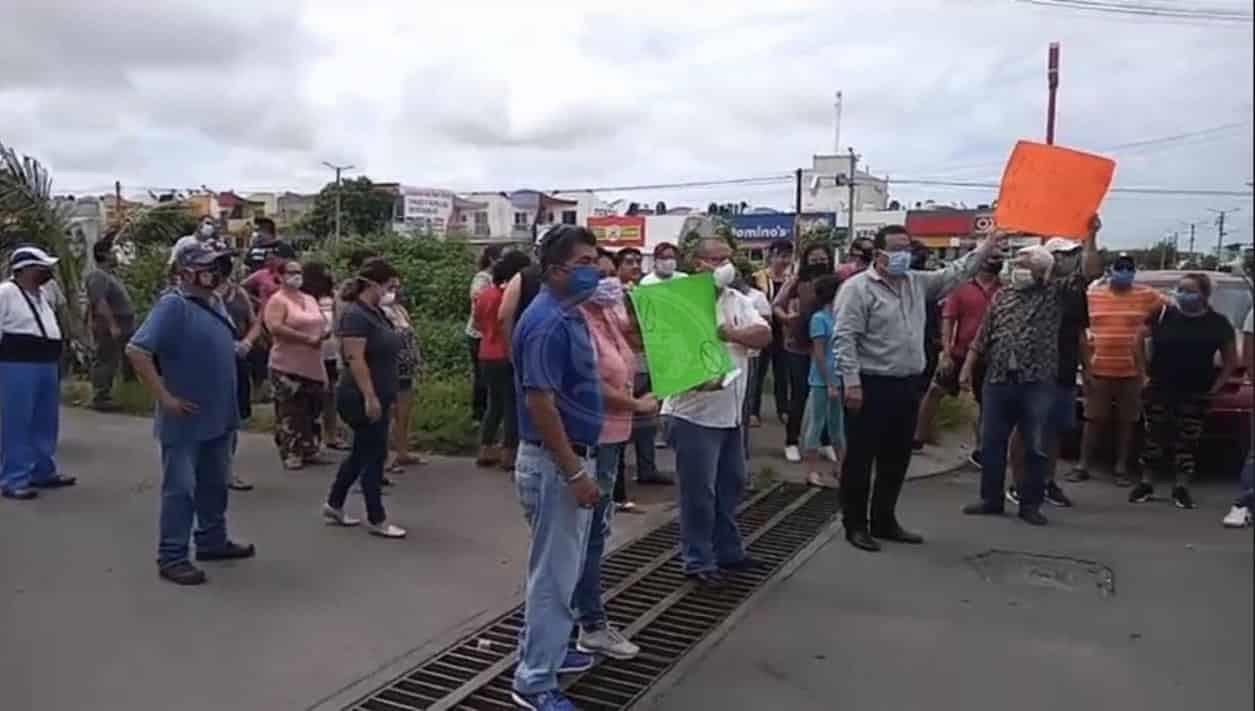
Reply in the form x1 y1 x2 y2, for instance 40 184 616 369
264 259 329 470
572 250 660 650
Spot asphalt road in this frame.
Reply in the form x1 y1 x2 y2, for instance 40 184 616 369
652 468 1254 711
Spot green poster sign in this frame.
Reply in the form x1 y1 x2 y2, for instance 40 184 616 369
629 273 734 398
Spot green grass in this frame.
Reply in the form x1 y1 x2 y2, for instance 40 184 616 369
62 373 480 456
935 394 978 433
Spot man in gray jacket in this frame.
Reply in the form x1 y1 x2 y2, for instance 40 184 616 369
833 225 1004 552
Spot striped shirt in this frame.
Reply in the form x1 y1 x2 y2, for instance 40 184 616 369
1086 281 1164 378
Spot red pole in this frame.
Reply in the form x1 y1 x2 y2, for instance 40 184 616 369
1046 42 1060 145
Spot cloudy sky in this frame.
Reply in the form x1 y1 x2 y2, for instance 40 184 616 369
2 0 1252 248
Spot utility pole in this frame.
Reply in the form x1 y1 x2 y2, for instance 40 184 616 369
322 161 355 244
1187 221 1196 261
1208 207 1240 262
114 180 123 231
833 90 843 154
794 168 803 250
846 147 857 243
1046 42 1060 145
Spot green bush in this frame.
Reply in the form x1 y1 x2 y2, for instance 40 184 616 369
416 317 471 377
409 375 478 454
321 234 479 322
116 243 173 320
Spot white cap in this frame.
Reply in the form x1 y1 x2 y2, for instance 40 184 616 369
9 245 59 271
1043 237 1081 254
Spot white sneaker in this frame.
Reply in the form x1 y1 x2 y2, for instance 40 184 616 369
1222 505 1251 528
321 503 360 527
576 625 640 660
784 446 801 463
819 445 838 463
368 521 407 538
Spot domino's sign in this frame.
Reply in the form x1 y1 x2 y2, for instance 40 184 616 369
729 214 794 245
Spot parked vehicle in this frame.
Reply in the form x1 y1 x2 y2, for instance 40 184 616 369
1070 270 1253 476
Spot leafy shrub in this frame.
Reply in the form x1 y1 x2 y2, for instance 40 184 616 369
320 234 479 322
408 375 477 454
116 243 172 320
416 317 471 378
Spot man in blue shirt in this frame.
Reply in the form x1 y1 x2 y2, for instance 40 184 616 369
510 225 604 711
127 244 255 586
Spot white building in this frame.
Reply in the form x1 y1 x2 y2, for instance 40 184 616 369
800 153 890 217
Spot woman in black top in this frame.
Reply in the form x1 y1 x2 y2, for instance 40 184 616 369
1132 273 1237 509
323 258 406 538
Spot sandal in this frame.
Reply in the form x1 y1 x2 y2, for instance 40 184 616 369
228 476 254 491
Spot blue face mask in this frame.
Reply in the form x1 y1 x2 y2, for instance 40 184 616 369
1110 268 1135 288
885 251 911 276
1176 291 1205 313
566 265 601 301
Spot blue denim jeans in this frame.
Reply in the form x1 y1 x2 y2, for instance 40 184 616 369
513 442 594 696
670 418 747 575
0 361 60 493
573 442 622 632
981 380 1054 512
158 433 233 567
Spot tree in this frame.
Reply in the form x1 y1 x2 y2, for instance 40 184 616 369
1139 240 1179 270
300 176 396 240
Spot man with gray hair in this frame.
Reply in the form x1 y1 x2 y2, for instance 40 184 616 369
961 244 1073 525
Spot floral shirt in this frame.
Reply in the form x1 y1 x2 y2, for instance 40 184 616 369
971 274 1085 385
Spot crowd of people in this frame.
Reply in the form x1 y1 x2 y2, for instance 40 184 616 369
2 210 1253 710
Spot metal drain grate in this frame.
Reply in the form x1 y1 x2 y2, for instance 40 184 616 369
344 483 840 711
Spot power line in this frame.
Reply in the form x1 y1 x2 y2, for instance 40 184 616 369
1015 0 1254 23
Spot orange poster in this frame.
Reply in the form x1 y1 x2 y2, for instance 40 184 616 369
993 141 1116 240
588 216 646 248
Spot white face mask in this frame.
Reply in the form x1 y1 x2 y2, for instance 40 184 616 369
1010 268 1036 288
713 262 737 290
380 290 397 306
198 223 215 239
284 274 303 290
655 258 677 277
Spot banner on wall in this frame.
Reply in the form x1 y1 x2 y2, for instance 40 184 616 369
401 188 455 235
588 216 646 248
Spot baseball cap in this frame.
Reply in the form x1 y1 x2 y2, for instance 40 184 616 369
1113 251 1136 269
1043 237 1081 253
10 245 59 271
177 242 234 270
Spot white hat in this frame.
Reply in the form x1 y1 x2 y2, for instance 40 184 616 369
1043 237 1081 253
9 245 59 271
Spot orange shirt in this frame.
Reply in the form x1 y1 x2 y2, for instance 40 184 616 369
1086 283 1164 378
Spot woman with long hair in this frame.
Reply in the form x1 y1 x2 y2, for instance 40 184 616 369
381 288 422 473
323 258 406 538
300 261 346 450
263 259 329 470
772 242 835 464
473 250 532 468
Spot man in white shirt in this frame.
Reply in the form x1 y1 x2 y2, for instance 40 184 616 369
663 238 771 587
169 216 227 267
639 242 687 286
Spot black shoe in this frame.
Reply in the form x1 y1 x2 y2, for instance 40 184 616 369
1 487 38 500
720 556 768 572
196 541 256 561
1128 482 1153 504
1172 486 1194 510
1018 509 1049 526
381 476 395 487
1114 473 1135 488
636 476 675 486
968 450 983 468
686 571 725 589
962 501 1005 516
845 529 881 552
1044 482 1073 507
159 561 207 586
871 525 924 544
31 474 77 489
912 440 925 452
